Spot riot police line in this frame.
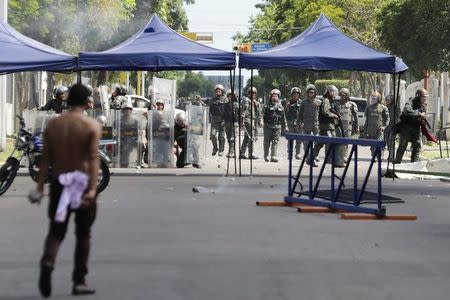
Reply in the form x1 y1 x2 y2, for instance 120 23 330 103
31 83 435 169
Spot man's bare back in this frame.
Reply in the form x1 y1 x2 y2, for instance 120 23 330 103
45 110 101 198
37 107 101 202
45 112 100 176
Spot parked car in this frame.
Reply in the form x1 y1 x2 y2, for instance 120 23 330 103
127 95 151 110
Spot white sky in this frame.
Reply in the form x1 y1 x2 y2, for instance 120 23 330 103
184 0 261 77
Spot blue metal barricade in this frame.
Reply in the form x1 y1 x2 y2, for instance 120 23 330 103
285 133 386 217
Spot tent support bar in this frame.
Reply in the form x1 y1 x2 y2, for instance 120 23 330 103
238 68 242 176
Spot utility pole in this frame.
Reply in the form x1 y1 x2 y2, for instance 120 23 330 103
0 0 8 151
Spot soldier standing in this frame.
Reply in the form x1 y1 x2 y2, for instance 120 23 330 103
262 89 288 162
223 89 240 158
119 100 140 168
109 85 128 110
384 94 401 162
363 92 389 156
239 87 261 159
209 84 228 156
335 88 359 165
285 87 302 159
298 84 321 157
40 86 68 113
310 85 339 166
395 88 428 163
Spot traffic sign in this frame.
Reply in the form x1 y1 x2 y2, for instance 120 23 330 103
252 43 272 52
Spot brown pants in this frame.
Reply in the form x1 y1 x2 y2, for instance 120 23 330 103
40 179 97 285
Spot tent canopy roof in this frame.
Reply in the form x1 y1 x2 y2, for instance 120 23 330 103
0 19 76 74
239 14 408 73
78 14 236 71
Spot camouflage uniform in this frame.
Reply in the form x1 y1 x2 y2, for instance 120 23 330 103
239 97 261 159
335 100 358 163
209 95 228 155
364 102 389 156
298 97 321 153
395 97 425 163
285 99 302 157
223 99 240 158
263 102 287 162
312 96 337 164
385 102 401 162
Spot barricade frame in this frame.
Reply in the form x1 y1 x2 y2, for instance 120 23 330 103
285 133 386 217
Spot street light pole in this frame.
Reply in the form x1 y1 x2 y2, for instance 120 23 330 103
0 0 8 151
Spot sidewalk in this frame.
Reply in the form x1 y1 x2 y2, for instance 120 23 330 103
14 137 383 178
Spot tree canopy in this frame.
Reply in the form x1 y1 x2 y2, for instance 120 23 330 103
377 0 450 77
8 0 194 53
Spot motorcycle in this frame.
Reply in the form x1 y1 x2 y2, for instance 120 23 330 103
0 115 113 196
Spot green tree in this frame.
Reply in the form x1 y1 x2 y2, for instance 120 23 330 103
377 0 450 76
177 72 214 98
235 0 391 97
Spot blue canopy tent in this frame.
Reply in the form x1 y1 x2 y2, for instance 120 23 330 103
239 14 407 73
0 19 76 74
237 14 409 176
78 14 235 71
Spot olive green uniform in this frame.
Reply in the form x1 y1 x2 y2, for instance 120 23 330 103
335 101 358 162
223 100 240 157
209 95 228 155
395 98 424 163
263 103 287 161
298 98 321 153
385 103 401 162
312 97 337 164
240 97 261 158
284 99 302 156
364 103 389 156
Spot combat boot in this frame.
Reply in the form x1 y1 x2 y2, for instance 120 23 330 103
263 143 270 162
270 143 278 162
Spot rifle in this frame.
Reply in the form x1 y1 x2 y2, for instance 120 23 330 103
241 124 257 143
330 101 344 137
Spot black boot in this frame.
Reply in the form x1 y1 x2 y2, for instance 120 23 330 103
39 264 53 298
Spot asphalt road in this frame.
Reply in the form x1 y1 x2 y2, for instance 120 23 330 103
0 175 450 300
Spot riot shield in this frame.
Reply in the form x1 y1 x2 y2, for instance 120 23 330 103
152 76 177 110
147 110 174 168
22 109 37 133
25 110 55 135
112 110 146 168
185 104 209 165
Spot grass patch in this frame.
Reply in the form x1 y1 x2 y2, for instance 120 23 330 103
421 150 448 160
0 139 18 164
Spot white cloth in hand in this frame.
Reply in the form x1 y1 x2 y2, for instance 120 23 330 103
55 171 89 223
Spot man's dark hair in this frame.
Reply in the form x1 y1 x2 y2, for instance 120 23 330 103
67 84 92 107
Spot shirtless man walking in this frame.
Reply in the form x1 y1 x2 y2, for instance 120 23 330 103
32 84 101 297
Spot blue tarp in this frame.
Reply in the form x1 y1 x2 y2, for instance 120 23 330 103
239 14 408 73
0 19 76 74
78 15 236 71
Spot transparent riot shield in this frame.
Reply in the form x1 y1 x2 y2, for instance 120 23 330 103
22 109 37 133
152 76 177 110
32 110 56 135
112 110 146 168
147 110 174 168
185 104 209 165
